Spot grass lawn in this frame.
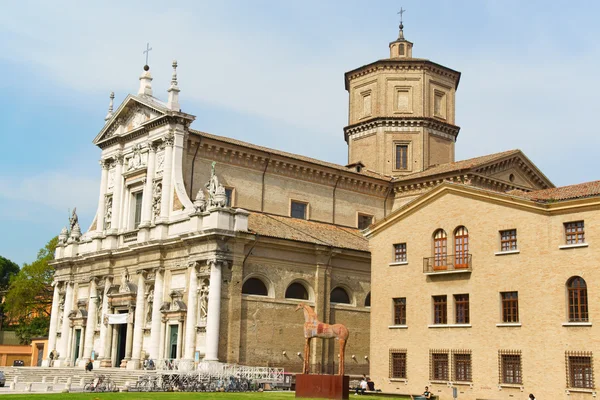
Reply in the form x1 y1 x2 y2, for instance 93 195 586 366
0 392 411 400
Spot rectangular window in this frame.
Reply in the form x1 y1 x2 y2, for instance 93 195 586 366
395 144 408 170
358 214 373 230
225 188 233 207
290 201 308 220
499 350 522 384
501 292 519 323
394 243 407 263
393 298 406 325
500 229 517 251
133 191 143 228
433 295 447 324
362 93 372 118
454 294 470 324
430 350 449 381
566 352 594 389
453 351 472 382
565 221 585 244
389 349 407 379
434 91 446 118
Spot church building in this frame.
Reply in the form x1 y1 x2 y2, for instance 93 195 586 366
48 18 562 386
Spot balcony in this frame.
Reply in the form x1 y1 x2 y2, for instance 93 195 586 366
423 254 472 275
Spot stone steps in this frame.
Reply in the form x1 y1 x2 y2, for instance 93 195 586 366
2 367 152 387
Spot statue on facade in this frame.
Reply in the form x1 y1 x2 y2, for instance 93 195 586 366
152 181 162 220
193 189 207 212
104 196 113 229
198 280 209 322
205 161 228 208
296 303 349 376
69 208 78 232
119 270 130 293
127 144 144 171
58 227 68 245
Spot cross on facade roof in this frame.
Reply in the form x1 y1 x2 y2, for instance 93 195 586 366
143 43 152 66
398 7 406 24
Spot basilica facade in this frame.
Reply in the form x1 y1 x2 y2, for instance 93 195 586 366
48 22 555 378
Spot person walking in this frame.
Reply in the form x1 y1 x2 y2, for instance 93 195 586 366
422 386 432 399
528 394 536 400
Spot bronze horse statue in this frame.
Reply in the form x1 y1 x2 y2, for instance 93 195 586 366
296 303 349 375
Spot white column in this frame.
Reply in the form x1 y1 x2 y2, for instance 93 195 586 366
158 134 174 221
81 278 98 363
148 269 164 361
184 264 199 360
139 144 156 227
96 160 110 232
204 260 222 362
98 277 110 360
111 154 124 232
58 282 74 364
176 320 183 359
130 271 146 369
43 283 61 366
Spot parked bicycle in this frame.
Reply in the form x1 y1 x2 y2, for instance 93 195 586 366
83 374 116 392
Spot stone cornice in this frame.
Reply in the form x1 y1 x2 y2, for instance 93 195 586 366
344 117 460 142
195 138 392 196
97 114 193 150
344 58 461 90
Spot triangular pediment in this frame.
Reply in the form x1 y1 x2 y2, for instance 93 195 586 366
472 151 553 190
93 95 169 145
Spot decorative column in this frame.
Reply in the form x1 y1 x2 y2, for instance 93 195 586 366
58 282 74 365
96 160 110 233
43 282 61 367
124 309 134 366
139 144 157 227
81 278 98 365
176 320 183 360
148 268 164 361
99 277 112 367
129 271 146 369
204 260 223 362
184 262 199 361
158 134 174 221
110 153 124 232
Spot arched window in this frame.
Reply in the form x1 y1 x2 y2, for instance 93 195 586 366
330 287 351 304
433 229 448 270
364 292 371 307
285 282 309 300
242 278 268 296
454 226 469 269
567 277 588 322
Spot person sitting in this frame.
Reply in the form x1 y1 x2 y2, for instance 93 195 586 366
422 386 432 399
85 359 93 372
354 378 367 395
366 377 375 391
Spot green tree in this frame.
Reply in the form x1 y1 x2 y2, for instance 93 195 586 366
5 237 57 344
0 256 19 291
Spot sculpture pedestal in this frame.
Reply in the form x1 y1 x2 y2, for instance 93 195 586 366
295 374 349 400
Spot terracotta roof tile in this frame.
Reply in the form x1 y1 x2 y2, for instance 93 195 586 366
189 129 392 181
393 149 522 181
507 180 600 202
247 213 369 252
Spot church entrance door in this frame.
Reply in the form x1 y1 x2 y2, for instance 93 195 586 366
169 325 178 359
116 323 127 366
73 329 81 365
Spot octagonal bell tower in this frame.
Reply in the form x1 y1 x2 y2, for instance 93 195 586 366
343 19 461 177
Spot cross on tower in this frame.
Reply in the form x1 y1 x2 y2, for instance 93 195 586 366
398 7 406 24
143 43 153 66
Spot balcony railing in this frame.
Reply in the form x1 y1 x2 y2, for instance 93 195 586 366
423 254 472 274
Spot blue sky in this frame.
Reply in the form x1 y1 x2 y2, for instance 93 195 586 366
1 0 599 266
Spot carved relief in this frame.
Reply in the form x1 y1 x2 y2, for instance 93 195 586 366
156 151 165 174
127 143 146 171
119 270 131 294
104 195 113 230
107 168 115 191
125 107 151 132
152 181 162 220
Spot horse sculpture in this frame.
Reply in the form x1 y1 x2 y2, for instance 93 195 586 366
296 303 349 376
